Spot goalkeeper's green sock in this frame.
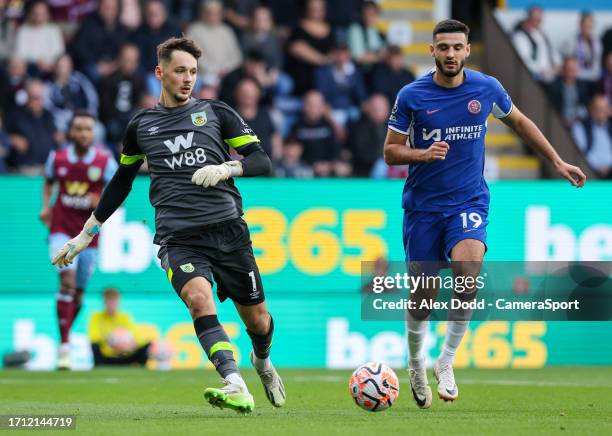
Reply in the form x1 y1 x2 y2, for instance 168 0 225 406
194 315 243 386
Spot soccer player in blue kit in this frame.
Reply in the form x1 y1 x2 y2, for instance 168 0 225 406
384 20 586 408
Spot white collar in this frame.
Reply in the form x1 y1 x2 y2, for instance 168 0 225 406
67 145 96 165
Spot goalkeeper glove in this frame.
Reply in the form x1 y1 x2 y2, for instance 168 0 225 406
52 214 102 268
191 161 243 188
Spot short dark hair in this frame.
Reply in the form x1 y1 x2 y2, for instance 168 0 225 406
103 287 120 300
156 37 202 65
69 109 96 129
432 19 470 40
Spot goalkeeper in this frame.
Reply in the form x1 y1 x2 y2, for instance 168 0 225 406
52 37 284 414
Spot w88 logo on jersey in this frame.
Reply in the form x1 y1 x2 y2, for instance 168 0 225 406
164 148 207 170
163 132 207 169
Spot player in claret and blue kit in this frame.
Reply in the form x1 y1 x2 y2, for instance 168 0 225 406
384 20 586 409
40 111 117 370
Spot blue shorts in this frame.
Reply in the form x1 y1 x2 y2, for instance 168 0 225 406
403 206 488 262
49 233 97 290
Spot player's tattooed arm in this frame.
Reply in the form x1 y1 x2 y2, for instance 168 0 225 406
383 129 449 165
501 105 586 187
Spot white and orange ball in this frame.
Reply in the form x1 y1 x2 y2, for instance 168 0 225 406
349 362 400 412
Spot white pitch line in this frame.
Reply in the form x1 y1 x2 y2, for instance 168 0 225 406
1 375 611 389
291 375 612 388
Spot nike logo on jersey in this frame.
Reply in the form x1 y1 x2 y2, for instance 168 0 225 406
426 109 441 115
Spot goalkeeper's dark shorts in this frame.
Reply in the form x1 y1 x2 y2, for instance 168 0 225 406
157 217 265 306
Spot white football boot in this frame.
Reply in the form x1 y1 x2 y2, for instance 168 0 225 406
433 360 459 401
408 365 432 409
57 343 71 370
250 352 286 407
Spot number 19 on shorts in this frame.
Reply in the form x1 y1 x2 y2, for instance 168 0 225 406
460 212 483 231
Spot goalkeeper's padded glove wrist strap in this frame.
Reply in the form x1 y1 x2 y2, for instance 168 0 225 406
225 160 243 177
83 213 103 238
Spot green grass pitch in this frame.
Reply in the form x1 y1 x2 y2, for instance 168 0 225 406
1 367 611 435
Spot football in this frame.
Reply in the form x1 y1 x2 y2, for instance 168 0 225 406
349 362 400 412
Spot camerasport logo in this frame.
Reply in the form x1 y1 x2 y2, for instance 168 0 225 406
468 99 481 114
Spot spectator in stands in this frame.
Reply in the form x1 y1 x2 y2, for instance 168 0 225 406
315 41 367 125
186 0 243 85
88 288 151 367
599 53 612 105
219 49 277 108
241 6 284 71
0 56 31 113
13 1 65 76
547 56 591 126
264 0 300 41
0 0 17 63
564 12 602 85
194 85 219 100
274 136 314 178
0 116 10 173
120 0 142 30
291 90 349 177
69 0 129 83
601 23 612 67
572 94 611 178
235 78 282 161
1 0 23 21
98 44 144 151
48 0 97 25
46 54 99 134
325 0 363 38
347 94 389 177
347 1 386 75
512 5 560 83
6 80 58 174
224 0 260 36
286 0 335 96
371 46 415 106
131 0 181 75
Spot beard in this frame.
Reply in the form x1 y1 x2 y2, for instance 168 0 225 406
174 91 190 102
435 57 465 78
74 142 91 152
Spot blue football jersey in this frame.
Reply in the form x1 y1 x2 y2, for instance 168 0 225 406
388 68 513 212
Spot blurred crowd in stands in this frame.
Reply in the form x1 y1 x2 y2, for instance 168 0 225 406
511 5 612 178
0 0 414 178
0 0 609 178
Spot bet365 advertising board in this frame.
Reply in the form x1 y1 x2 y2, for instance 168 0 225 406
1 178 610 369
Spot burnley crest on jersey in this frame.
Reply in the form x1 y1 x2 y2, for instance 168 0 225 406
191 111 207 127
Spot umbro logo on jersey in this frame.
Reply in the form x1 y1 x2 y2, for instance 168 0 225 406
163 132 194 154
148 126 160 135
426 109 441 115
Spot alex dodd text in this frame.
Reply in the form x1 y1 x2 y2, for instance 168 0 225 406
371 298 580 312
